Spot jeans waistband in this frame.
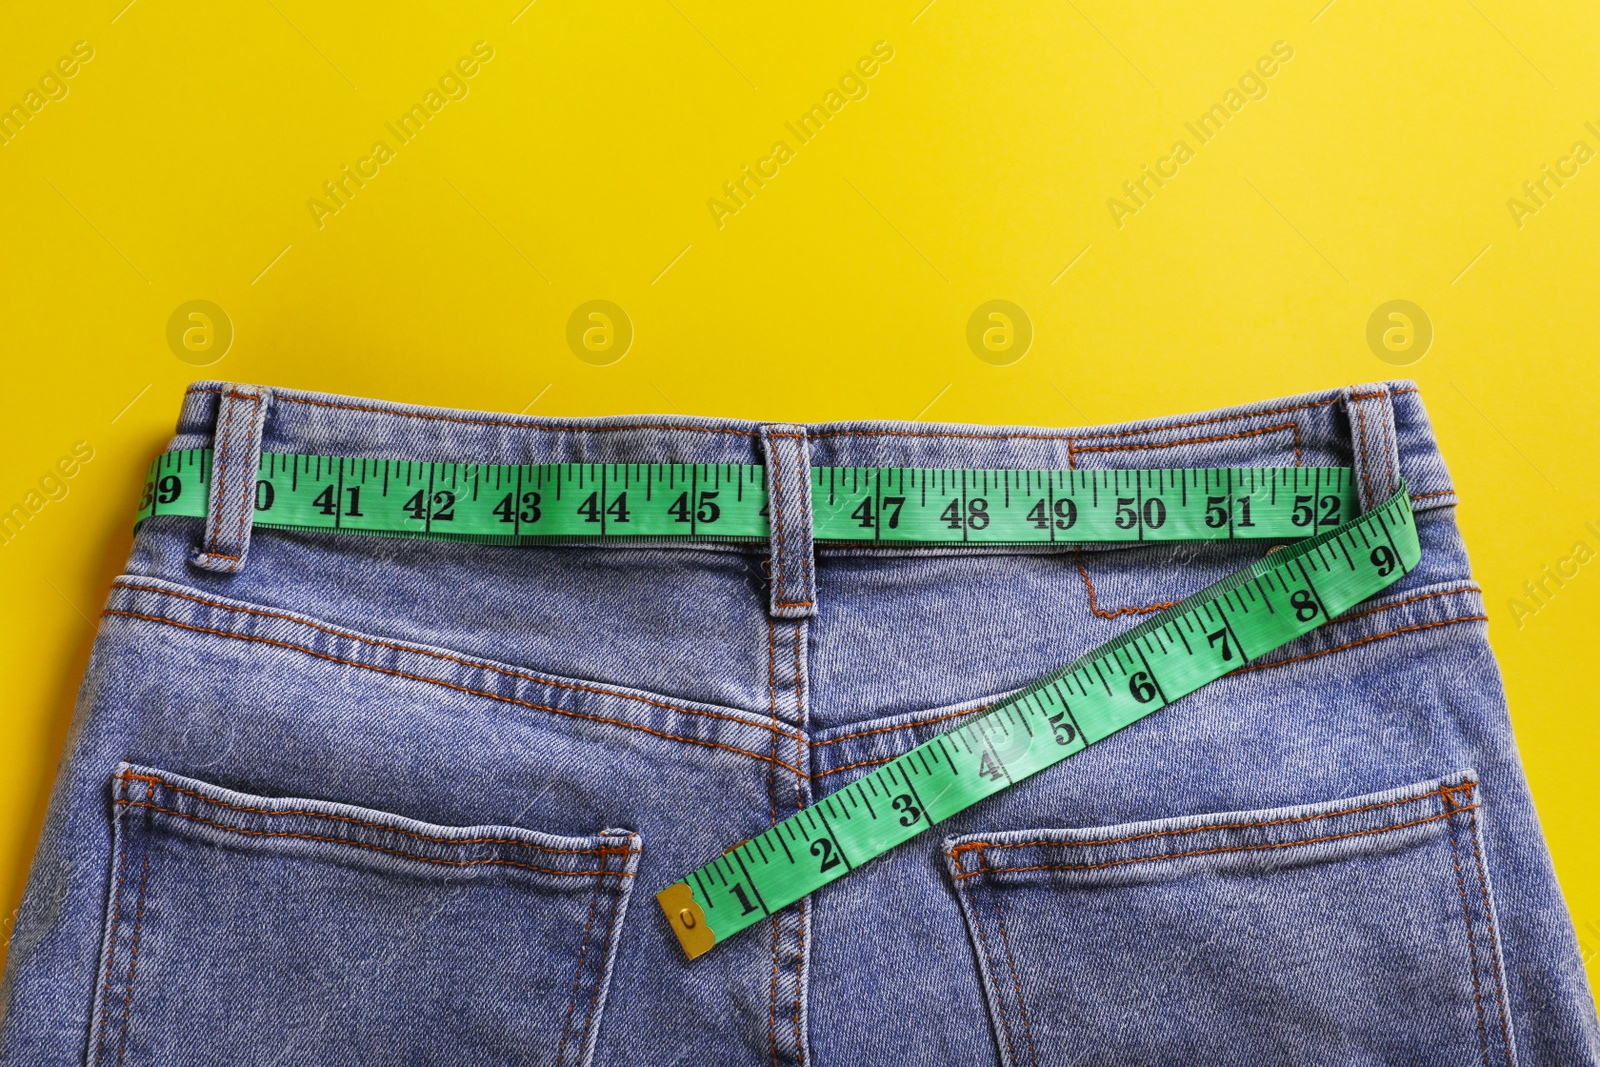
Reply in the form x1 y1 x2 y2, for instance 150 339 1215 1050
168 379 1457 616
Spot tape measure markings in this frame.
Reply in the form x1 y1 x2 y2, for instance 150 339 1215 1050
138 450 1357 545
656 484 1420 959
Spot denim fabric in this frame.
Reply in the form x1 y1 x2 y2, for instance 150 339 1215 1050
0 380 1595 1066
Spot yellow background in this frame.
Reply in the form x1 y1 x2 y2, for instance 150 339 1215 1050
1 0 1596 986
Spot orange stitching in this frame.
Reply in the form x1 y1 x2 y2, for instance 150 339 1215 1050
810 396 1344 442
768 913 782 1067
767 433 801 609
793 617 806 1062
1335 587 1479 625
1074 422 1303 467
950 784 1474 855
814 703 994 747
114 798 637 877
96 775 131 1061
114 837 151 1067
960 853 1020 1066
804 390 1421 442
1227 616 1488 676
1443 788 1493 1067
114 771 631 856
102 609 806 777
1356 400 1375 506
1411 489 1456 500
579 862 625 1061
1075 423 1300 617
206 389 238 557
818 616 1486 776
184 384 1417 447
557 852 606 1066
952 807 1471 879
1466 799 1514 1066
815 755 893 780
185 385 759 436
109 581 804 743
766 616 781 1067
227 391 263 573
794 896 806 1065
992 886 1038 1066
767 431 815 611
1074 546 1181 619
794 623 806 811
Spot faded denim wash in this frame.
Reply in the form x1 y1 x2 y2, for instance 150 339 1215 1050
0 379 1595 1066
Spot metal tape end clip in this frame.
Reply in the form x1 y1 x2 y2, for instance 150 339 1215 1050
657 881 715 961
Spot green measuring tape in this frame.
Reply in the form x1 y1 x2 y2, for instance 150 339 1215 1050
656 484 1419 959
132 447 1412 960
137 450 1359 545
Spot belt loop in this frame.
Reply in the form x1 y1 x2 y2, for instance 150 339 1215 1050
191 383 272 574
1342 382 1400 512
760 424 817 619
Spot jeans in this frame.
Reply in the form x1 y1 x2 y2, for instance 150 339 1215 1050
0 379 1595 1065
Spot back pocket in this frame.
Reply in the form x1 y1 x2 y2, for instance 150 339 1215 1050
88 763 639 1067
943 772 1516 1067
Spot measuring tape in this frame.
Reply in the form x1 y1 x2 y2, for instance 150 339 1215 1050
132 448 1413 956
655 483 1419 959
137 450 1358 545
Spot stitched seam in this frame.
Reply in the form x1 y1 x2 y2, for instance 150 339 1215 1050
1072 424 1300 617
578 868 625 1064
1466 800 1515 1066
992 887 1039 1067
766 432 814 610
108 581 804 743
556 853 605 1067
767 617 780 1067
185 385 760 436
102 609 806 777
1445 788 1493 1067
950 784 1475 855
117 772 633 856
817 621 1485 781
961 858 1019 1067
1074 546 1180 618
113 832 151 1067
206 391 239 556
1412 489 1456 499
96 775 131 1063
1335 587 1480 624
952 807 1472 878
815 755 895 779
1074 422 1302 467
792 619 806 1065
815 703 995 747
820 589 1478 749
1356 400 1375 507
770 434 789 608
227 391 263 573
802 391 1420 442
787 435 816 611
183 383 1416 445
809 396 1348 442
1383 394 1398 496
114 798 636 878
1226 616 1488 675
794 895 806 1065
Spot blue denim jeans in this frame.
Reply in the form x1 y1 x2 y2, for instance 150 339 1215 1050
1 380 1595 1066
